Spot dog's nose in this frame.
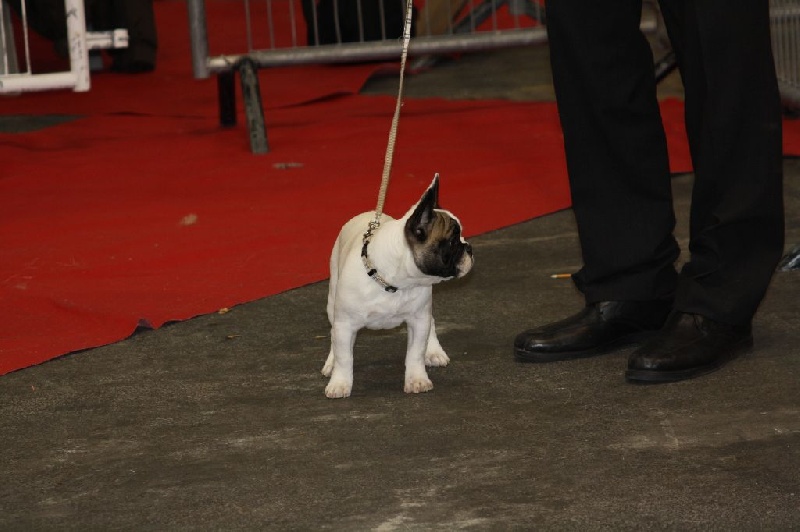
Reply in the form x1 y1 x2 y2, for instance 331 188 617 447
465 243 473 256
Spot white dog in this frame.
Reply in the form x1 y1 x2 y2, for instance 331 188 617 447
322 175 474 398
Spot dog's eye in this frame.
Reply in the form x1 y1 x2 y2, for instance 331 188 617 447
415 227 426 240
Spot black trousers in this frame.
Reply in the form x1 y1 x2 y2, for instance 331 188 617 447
546 0 785 325
8 0 156 67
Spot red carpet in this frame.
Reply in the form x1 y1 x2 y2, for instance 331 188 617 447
1 1 799 375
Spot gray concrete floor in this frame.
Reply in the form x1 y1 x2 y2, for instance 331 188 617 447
2 44 799 530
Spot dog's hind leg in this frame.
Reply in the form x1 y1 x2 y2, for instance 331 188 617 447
405 315 435 394
321 347 334 377
424 317 450 367
326 238 340 325
322 238 340 377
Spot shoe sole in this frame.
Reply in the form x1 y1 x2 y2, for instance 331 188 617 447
624 337 754 384
514 330 657 363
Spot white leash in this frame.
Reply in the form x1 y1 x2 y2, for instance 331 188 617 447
372 0 416 228
361 1 416 292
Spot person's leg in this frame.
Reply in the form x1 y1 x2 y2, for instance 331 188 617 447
515 0 677 362
627 0 784 382
6 0 65 41
7 0 69 58
548 0 679 304
671 0 784 325
103 0 158 72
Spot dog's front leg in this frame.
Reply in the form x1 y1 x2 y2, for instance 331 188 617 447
404 316 434 394
325 323 356 398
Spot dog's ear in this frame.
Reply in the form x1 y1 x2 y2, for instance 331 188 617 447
427 173 441 209
405 174 440 242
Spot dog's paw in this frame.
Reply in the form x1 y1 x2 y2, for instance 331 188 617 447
404 376 434 394
325 380 352 399
425 349 450 367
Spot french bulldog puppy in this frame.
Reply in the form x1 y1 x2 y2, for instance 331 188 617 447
322 175 474 398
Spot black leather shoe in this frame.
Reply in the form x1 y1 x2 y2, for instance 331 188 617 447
514 300 672 363
626 312 753 383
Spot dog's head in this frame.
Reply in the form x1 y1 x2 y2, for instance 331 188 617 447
403 175 474 280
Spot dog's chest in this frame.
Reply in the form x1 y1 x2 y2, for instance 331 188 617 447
363 313 406 330
359 290 430 330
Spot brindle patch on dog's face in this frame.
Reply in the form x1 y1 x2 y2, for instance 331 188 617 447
410 211 473 278
405 202 473 279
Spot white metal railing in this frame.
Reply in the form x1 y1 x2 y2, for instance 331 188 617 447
770 0 800 108
0 0 128 93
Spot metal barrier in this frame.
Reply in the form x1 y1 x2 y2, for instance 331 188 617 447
0 0 128 93
771 0 800 109
188 1 800 154
651 1 800 111
189 0 554 77
772 0 800 271
188 0 663 153
187 0 566 153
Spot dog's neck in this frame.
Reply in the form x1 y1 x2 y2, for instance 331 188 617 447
361 225 398 293
363 218 437 291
